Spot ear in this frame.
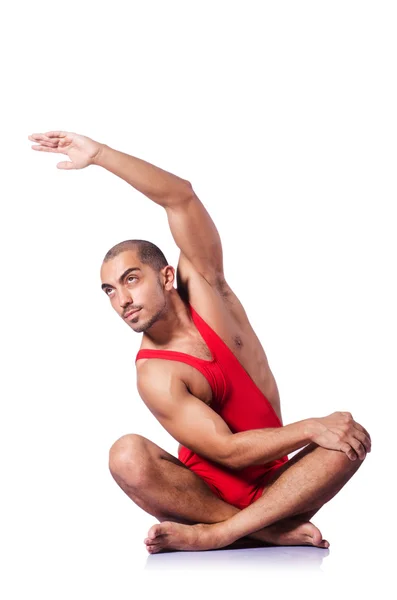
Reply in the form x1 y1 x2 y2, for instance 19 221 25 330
161 265 176 290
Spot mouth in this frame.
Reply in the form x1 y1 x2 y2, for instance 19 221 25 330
124 308 141 319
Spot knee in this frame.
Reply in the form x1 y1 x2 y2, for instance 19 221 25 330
108 433 150 486
348 450 368 471
320 443 368 473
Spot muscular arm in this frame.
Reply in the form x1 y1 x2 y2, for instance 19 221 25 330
94 142 224 284
137 361 314 470
28 131 226 284
93 143 193 208
227 423 313 468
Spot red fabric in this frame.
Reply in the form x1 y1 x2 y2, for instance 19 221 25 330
135 303 288 509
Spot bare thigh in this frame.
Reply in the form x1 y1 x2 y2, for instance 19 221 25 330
259 444 317 495
260 442 361 508
109 434 241 525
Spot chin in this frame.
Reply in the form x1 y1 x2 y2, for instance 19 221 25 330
125 312 147 333
131 325 146 333
135 306 165 333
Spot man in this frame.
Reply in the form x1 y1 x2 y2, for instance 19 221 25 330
29 130 371 554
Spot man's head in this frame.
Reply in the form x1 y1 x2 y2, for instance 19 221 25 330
100 239 176 333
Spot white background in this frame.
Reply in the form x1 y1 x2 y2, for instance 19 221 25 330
1 0 395 597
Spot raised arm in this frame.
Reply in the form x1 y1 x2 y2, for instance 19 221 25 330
28 130 224 285
95 141 224 283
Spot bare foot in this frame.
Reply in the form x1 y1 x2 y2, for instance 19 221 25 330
253 518 330 549
144 518 329 554
144 521 223 554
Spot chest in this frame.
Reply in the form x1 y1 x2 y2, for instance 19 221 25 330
180 270 281 415
138 310 280 419
137 267 282 421
186 322 280 416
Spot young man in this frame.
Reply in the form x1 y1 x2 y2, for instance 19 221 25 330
29 130 371 554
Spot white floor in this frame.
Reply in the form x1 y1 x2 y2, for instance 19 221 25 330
140 525 388 598
144 544 329 572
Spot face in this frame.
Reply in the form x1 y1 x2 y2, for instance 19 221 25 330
100 250 175 333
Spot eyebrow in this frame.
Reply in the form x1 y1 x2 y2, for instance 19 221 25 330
101 267 142 291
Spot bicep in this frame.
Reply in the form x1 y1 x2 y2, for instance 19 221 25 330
137 365 232 465
165 191 225 284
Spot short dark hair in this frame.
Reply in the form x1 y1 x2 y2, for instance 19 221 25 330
103 239 169 272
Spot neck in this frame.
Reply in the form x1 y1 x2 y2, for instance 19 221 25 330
142 290 193 347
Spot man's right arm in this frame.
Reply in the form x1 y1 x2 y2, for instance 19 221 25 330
137 362 371 466
137 362 315 469
226 413 370 465
226 422 314 468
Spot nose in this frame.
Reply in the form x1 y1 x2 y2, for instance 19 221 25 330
118 288 133 309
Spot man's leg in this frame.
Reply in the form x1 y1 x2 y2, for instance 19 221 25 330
108 434 327 551
145 441 367 552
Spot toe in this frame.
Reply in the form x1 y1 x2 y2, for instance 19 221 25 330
147 523 165 541
310 527 323 547
146 540 162 553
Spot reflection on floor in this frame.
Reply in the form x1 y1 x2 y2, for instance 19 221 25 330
144 543 329 572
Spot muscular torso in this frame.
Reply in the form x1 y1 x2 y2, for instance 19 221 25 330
136 254 282 458
136 254 283 435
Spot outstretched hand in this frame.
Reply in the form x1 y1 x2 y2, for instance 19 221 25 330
28 131 103 170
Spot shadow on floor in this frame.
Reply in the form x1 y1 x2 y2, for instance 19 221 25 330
144 541 329 572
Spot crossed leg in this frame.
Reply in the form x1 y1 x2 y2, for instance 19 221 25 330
109 434 365 552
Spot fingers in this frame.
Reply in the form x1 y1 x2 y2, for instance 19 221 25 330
29 133 69 154
353 421 371 444
44 131 68 138
28 134 56 145
56 161 75 170
348 437 367 460
29 131 68 138
30 145 61 153
29 133 59 144
341 430 370 461
28 133 70 147
352 426 371 453
340 442 358 461
340 411 372 451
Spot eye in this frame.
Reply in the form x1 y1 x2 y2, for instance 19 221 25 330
105 288 113 296
127 276 138 283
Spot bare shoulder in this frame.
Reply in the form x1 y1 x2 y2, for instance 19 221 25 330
176 251 251 332
136 358 186 410
136 356 183 387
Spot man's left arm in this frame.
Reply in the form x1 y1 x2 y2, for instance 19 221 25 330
94 143 225 285
28 131 225 286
